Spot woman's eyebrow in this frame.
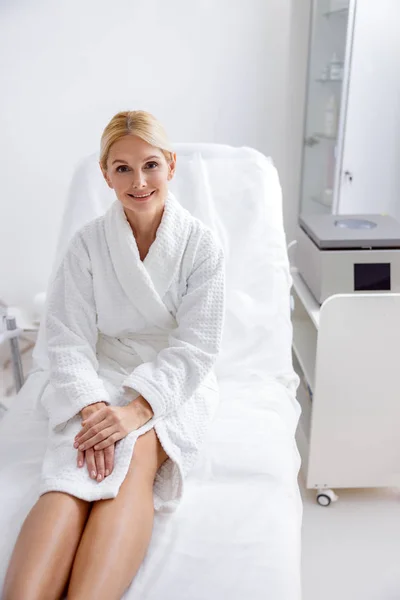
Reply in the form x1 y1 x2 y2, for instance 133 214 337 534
111 155 160 165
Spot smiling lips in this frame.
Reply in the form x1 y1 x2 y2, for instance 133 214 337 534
128 190 155 200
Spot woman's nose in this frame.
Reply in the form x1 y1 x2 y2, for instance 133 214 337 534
132 171 146 189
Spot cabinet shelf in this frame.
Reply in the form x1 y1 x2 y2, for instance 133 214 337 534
315 78 342 83
314 132 337 141
291 272 320 393
323 7 349 17
291 271 320 328
292 318 316 391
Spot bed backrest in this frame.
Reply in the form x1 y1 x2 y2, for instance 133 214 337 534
33 144 297 392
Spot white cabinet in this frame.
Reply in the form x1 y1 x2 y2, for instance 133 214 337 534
300 0 400 220
292 271 400 506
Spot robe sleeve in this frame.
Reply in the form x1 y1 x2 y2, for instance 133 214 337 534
42 234 110 428
122 229 225 419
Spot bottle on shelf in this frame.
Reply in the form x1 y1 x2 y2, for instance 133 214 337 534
329 52 343 81
322 188 333 207
324 94 338 138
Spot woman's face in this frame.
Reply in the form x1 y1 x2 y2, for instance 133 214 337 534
101 135 176 213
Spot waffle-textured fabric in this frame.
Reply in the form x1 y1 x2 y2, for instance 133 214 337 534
39 192 225 511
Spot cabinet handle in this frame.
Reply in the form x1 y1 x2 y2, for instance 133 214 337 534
344 170 353 183
304 136 319 147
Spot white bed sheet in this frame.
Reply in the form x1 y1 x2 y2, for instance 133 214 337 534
0 144 302 599
0 375 301 599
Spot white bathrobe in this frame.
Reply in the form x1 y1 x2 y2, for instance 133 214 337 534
38 192 225 511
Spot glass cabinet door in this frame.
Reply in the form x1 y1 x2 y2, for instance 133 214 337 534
299 0 354 216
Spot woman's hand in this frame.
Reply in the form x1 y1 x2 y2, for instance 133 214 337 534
77 401 107 469
81 446 115 482
77 401 115 481
74 396 154 452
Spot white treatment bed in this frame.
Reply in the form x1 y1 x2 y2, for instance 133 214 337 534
0 144 302 599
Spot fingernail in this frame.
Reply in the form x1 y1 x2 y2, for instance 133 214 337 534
105 470 110 477
97 474 103 482
78 461 83 467
91 470 96 478
73 442 79 448
79 445 85 451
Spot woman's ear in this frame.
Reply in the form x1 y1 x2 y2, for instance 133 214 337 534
167 153 177 181
99 162 113 189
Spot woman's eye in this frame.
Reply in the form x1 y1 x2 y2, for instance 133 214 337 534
116 165 129 173
145 161 158 169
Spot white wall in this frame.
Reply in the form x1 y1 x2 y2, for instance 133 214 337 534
0 0 309 309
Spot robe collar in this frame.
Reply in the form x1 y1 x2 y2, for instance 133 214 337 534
104 192 192 330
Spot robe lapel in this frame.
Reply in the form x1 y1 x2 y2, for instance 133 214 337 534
104 192 191 330
143 192 193 297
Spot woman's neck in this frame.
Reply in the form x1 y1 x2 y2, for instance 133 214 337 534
123 201 165 243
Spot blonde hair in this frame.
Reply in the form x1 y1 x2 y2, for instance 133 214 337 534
100 110 174 170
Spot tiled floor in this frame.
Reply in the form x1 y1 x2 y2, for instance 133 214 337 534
1 344 400 599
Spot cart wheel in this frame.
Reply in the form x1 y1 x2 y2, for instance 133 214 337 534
317 493 331 507
316 489 338 507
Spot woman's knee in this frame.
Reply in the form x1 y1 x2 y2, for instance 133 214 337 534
129 429 168 475
39 491 92 522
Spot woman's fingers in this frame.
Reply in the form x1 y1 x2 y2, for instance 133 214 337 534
85 448 97 479
80 401 107 421
94 450 105 482
83 446 114 481
80 407 110 430
104 445 115 477
77 449 85 468
75 425 116 451
75 416 110 445
94 432 122 451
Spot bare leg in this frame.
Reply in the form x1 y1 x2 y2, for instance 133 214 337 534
3 492 91 600
67 429 168 600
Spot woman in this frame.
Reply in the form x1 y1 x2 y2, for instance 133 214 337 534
3 110 225 600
